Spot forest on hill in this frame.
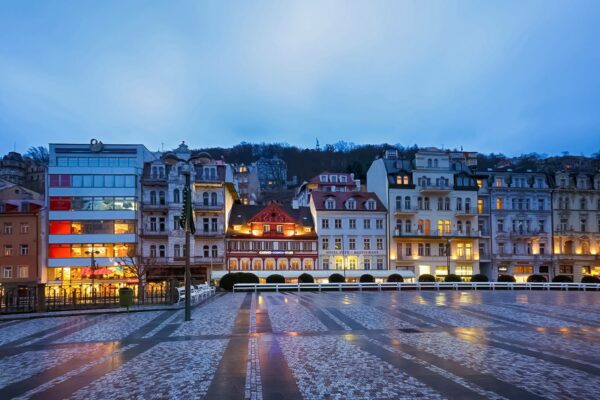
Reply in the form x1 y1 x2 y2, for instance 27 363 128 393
197 141 600 182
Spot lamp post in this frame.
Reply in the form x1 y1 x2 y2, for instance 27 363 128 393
164 151 201 322
446 239 452 277
85 249 100 304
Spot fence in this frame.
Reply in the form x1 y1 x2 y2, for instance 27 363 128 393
0 282 174 314
232 282 600 293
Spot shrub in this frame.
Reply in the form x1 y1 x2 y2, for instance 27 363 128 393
238 272 259 284
298 273 314 283
418 274 436 282
387 274 404 283
359 274 374 283
581 275 600 284
497 274 516 282
552 275 573 283
444 274 462 282
471 273 489 282
219 273 236 291
527 274 547 283
328 273 345 283
266 274 285 284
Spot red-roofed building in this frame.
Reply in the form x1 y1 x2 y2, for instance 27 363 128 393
294 171 361 207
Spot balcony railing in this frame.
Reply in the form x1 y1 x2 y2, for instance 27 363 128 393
193 202 224 210
394 207 418 215
394 228 481 238
419 184 452 192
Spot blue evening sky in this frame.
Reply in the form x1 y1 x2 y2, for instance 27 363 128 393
1 1 599 155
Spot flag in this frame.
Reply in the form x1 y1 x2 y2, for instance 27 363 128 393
179 186 196 234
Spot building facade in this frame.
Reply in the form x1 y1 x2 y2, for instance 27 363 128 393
368 148 481 280
295 171 361 207
309 191 390 280
46 141 153 285
487 169 553 282
221 202 317 281
552 170 600 281
140 143 237 282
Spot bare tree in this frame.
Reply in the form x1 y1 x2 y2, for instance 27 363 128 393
25 146 49 166
116 249 158 302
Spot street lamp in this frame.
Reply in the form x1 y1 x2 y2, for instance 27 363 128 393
85 249 101 303
164 151 202 322
446 239 452 277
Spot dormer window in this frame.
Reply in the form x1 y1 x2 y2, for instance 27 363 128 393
330 175 337 183
365 200 376 210
325 198 336 209
346 199 356 210
340 176 347 182
320 175 327 182
396 175 409 185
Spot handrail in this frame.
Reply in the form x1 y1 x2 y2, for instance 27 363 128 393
232 282 600 293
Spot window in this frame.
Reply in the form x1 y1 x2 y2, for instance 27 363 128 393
322 258 329 270
4 245 13 256
538 220 545 232
173 189 180 203
539 242 546 255
3 266 12 279
396 196 402 210
365 200 376 210
418 243 424 256
349 238 356 250
264 224 270 233
538 198 544 210
496 198 503 210
581 219 587 232
18 266 28 278
20 245 29 256
405 220 411 233
497 219 504 232
174 244 181 257
364 238 371 250
20 223 29 234
349 219 356 229
376 219 383 229
159 245 165 258
325 199 336 209
456 198 462 211
364 219 371 229
334 219 342 229
334 237 342 250
212 245 218 258
346 199 356 210
159 217 166 232
376 238 383 250
159 191 166 205
363 258 371 270
150 245 157 258
559 265 573 275
438 243 447 256
150 191 157 205
4 223 12 234
322 219 329 229
405 244 412 256
405 196 411 209
376 258 384 269
322 238 329 250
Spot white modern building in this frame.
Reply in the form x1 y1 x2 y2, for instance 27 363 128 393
368 148 481 280
309 191 390 280
46 140 154 285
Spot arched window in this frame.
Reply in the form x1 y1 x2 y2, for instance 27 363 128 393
564 240 574 254
159 191 166 205
444 197 450 210
418 219 424 233
174 244 181 257
418 197 423 210
253 259 262 270
211 245 218 257
150 245 157 258
465 198 471 212
580 198 586 210
325 198 335 209
581 240 590 254
173 189 180 203
211 192 217 206
437 198 443 210
427 159 432 168
278 259 287 270
203 245 209 257
456 198 462 211
405 196 411 210
424 197 430 210
396 196 402 210
433 159 438 168
159 245 165 257
150 191 157 205
346 199 356 209
241 259 249 270
203 192 209 206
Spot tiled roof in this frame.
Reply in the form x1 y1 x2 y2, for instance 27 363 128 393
311 191 386 211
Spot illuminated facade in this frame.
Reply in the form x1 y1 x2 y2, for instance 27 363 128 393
488 169 553 282
368 148 481 280
221 202 317 281
46 141 153 285
309 191 390 280
551 171 600 281
140 143 237 282
295 172 361 207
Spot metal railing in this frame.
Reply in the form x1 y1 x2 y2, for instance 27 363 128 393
232 282 600 292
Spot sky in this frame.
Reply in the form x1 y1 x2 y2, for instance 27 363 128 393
1 0 599 156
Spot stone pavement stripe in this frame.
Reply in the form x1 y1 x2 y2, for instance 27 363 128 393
295 297 345 331
346 335 491 400
256 295 302 400
0 342 122 399
326 307 366 330
503 304 592 325
0 315 106 350
374 305 436 328
205 292 252 399
0 320 26 329
370 334 546 400
392 306 456 328
122 309 176 340
452 330 600 376
450 306 532 327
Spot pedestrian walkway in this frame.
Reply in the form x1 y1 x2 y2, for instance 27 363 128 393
0 291 599 399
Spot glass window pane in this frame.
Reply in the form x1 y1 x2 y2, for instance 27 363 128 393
83 175 93 187
125 175 135 187
97 158 108 167
114 175 125 187
72 175 83 187
88 158 98 167
105 175 115 187
93 175 104 187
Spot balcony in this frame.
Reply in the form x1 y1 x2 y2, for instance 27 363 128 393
142 202 168 210
140 229 168 238
394 228 481 238
419 184 452 194
394 207 418 216
194 230 225 237
141 174 167 185
193 202 224 211
455 209 477 218
509 228 543 238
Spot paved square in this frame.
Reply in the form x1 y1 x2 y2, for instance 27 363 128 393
0 290 599 399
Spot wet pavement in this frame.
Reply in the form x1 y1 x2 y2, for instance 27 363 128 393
0 291 599 399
